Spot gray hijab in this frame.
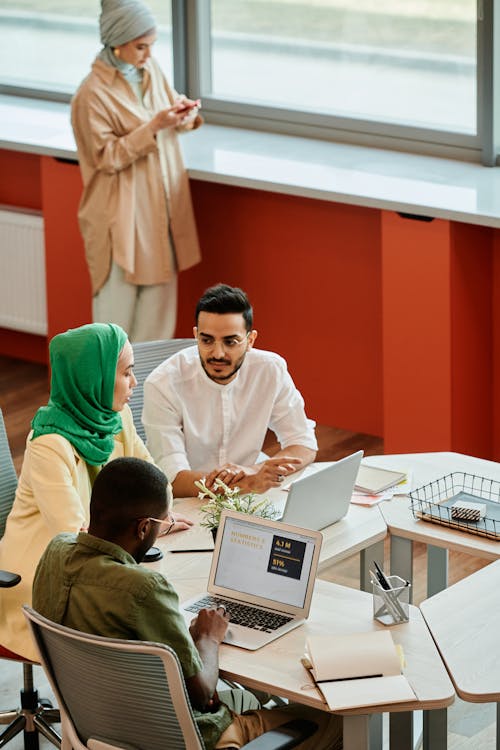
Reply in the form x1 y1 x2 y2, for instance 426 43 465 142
99 0 156 47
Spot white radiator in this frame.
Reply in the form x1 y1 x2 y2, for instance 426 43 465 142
0 207 47 335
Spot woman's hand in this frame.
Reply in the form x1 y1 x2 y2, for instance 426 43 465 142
176 96 202 128
168 510 194 533
150 102 192 134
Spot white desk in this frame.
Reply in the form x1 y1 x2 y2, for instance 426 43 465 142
149 501 452 750
360 452 500 598
159 490 387 591
169 577 454 750
357 452 500 747
421 559 500 750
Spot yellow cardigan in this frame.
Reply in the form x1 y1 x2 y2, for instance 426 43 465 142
0 406 152 661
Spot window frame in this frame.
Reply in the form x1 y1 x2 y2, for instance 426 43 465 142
0 0 498 165
180 0 495 165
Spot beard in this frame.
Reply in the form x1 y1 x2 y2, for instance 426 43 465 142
200 350 247 383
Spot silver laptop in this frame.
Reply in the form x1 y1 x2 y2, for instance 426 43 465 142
280 450 364 530
180 509 322 651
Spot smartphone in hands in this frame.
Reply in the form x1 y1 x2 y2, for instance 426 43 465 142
176 98 201 113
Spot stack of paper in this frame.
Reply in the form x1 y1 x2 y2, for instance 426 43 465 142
351 465 411 506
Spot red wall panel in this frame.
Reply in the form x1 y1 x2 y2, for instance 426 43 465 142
179 182 384 436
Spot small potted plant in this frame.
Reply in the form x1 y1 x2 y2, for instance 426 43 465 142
195 477 279 541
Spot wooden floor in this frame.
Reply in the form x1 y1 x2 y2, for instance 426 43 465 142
0 355 49 473
0 354 495 747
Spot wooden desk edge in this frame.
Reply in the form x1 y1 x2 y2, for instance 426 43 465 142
455 688 500 704
218 665 455 716
218 668 324 711
337 692 455 716
318 529 387 570
383 519 500 561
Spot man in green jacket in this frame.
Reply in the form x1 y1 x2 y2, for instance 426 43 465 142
33 457 341 750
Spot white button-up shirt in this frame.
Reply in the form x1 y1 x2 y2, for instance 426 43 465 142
143 346 317 482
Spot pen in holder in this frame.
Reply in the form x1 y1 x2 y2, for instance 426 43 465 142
372 575 410 626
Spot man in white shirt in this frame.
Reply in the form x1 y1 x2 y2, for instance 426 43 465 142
143 284 317 497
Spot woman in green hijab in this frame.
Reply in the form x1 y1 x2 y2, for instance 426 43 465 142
0 323 190 662
32 322 133 467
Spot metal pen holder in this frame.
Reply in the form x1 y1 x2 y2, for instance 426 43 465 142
373 575 410 626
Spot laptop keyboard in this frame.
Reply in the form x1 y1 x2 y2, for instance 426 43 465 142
185 595 293 632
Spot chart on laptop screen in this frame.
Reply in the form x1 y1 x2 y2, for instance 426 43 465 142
213 515 316 608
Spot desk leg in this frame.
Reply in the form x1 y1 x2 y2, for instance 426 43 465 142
423 708 447 750
343 714 382 750
390 535 413 604
390 711 413 750
496 702 500 750
427 545 448 597
360 541 385 592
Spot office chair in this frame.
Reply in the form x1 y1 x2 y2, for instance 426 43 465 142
24 606 317 750
0 406 20 591
130 338 195 442
0 408 61 749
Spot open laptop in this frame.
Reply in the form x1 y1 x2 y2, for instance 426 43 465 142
180 509 323 651
280 450 363 530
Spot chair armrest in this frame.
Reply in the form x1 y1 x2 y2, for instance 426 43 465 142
0 570 21 587
241 719 318 750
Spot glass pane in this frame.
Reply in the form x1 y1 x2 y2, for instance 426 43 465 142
210 0 477 134
0 0 173 94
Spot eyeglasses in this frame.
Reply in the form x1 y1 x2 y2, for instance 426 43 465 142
197 332 250 352
145 513 175 537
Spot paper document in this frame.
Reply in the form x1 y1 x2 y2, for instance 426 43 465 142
351 491 393 506
318 674 415 712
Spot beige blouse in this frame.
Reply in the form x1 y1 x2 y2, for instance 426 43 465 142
71 57 201 294
0 406 152 661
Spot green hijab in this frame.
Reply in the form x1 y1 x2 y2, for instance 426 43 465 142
31 323 128 466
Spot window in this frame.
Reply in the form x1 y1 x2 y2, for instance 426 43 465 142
0 0 497 163
207 0 477 135
0 0 173 96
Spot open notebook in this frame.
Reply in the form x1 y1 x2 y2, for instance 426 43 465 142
180 509 322 650
304 630 416 711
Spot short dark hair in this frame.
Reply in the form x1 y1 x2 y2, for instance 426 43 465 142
195 284 253 331
90 458 169 534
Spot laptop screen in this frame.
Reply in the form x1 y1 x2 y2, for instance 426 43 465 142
213 514 318 609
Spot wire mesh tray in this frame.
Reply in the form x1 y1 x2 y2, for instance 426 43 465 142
409 472 500 540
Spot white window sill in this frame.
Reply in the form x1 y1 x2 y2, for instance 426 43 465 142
2 93 500 228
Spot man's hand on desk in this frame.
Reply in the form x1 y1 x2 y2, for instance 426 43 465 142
172 447 314 497
205 456 302 494
203 463 248 489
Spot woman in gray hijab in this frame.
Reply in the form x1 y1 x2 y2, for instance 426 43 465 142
71 0 202 342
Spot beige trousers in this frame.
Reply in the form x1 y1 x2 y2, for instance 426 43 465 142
93 261 177 342
216 690 342 750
